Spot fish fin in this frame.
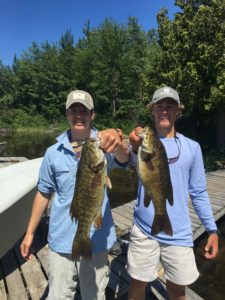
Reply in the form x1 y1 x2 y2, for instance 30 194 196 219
72 235 92 260
167 195 174 206
145 160 154 171
141 152 154 170
141 151 152 162
94 211 103 229
151 213 173 236
144 191 151 207
167 189 174 206
73 212 78 223
105 175 112 189
69 201 79 222
91 173 102 188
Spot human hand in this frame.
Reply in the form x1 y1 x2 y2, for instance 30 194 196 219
98 128 122 153
204 233 219 259
129 126 143 153
20 233 35 260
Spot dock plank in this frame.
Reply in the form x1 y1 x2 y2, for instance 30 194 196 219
207 171 225 178
36 245 49 276
14 243 48 300
0 267 7 300
112 213 132 230
108 254 130 284
207 187 225 196
1 249 29 299
107 253 130 299
112 209 133 224
107 272 129 299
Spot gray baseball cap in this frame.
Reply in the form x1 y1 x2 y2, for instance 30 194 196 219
66 90 94 110
152 86 180 104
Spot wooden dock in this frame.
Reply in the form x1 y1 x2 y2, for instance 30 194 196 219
0 163 224 299
112 169 225 242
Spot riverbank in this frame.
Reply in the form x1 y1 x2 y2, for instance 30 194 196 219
1 128 225 171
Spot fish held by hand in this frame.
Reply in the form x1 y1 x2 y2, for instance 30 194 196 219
70 138 112 259
137 126 173 236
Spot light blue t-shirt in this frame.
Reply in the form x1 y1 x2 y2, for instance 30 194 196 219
38 128 121 254
132 133 217 246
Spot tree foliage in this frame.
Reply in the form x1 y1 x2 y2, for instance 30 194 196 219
156 0 225 147
0 5 224 148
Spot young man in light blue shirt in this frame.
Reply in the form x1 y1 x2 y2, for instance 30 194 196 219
127 86 219 300
20 90 129 300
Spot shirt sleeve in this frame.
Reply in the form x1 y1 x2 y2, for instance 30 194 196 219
38 149 56 194
129 145 137 166
189 143 217 232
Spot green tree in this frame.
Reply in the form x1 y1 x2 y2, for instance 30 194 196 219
0 61 16 126
89 19 128 116
156 0 225 148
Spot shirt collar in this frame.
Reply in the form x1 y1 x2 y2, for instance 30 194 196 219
56 128 98 151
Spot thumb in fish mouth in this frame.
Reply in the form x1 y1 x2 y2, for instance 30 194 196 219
135 126 143 136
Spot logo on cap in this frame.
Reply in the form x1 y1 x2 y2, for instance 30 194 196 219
73 92 85 100
66 90 94 110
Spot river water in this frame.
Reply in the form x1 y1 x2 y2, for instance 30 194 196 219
1 130 224 299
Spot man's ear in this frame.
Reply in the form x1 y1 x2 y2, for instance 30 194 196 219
91 111 96 120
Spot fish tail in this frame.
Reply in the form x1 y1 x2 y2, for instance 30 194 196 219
151 213 173 236
72 235 92 260
167 189 174 206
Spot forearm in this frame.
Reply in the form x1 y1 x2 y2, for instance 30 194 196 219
189 144 217 231
191 191 217 232
114 138 129 163
25 191 51 235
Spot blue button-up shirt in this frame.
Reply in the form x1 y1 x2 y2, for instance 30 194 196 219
38 128 119 254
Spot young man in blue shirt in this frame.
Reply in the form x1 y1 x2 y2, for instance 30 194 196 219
128 86 219 300
20 90 129 300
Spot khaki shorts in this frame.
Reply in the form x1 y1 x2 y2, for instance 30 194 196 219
127 224 199 285
47 247 109 300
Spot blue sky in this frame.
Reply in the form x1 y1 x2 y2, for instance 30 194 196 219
0 0 180 66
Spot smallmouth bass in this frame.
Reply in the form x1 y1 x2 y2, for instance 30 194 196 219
70 138 112 259
137 126 173 236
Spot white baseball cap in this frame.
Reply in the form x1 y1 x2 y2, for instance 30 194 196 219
66 90 94 110
152 86 180 104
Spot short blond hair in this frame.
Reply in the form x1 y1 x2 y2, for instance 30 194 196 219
147 102 185 120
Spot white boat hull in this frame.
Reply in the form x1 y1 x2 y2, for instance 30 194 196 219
0 157 43 258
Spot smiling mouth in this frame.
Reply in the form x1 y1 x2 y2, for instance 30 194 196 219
75 121 85 125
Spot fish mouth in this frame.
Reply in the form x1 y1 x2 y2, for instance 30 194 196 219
137 132 145 141
88 138 101 148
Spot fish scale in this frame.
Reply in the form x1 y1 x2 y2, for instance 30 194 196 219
70 138 110 259
137 126 174 236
